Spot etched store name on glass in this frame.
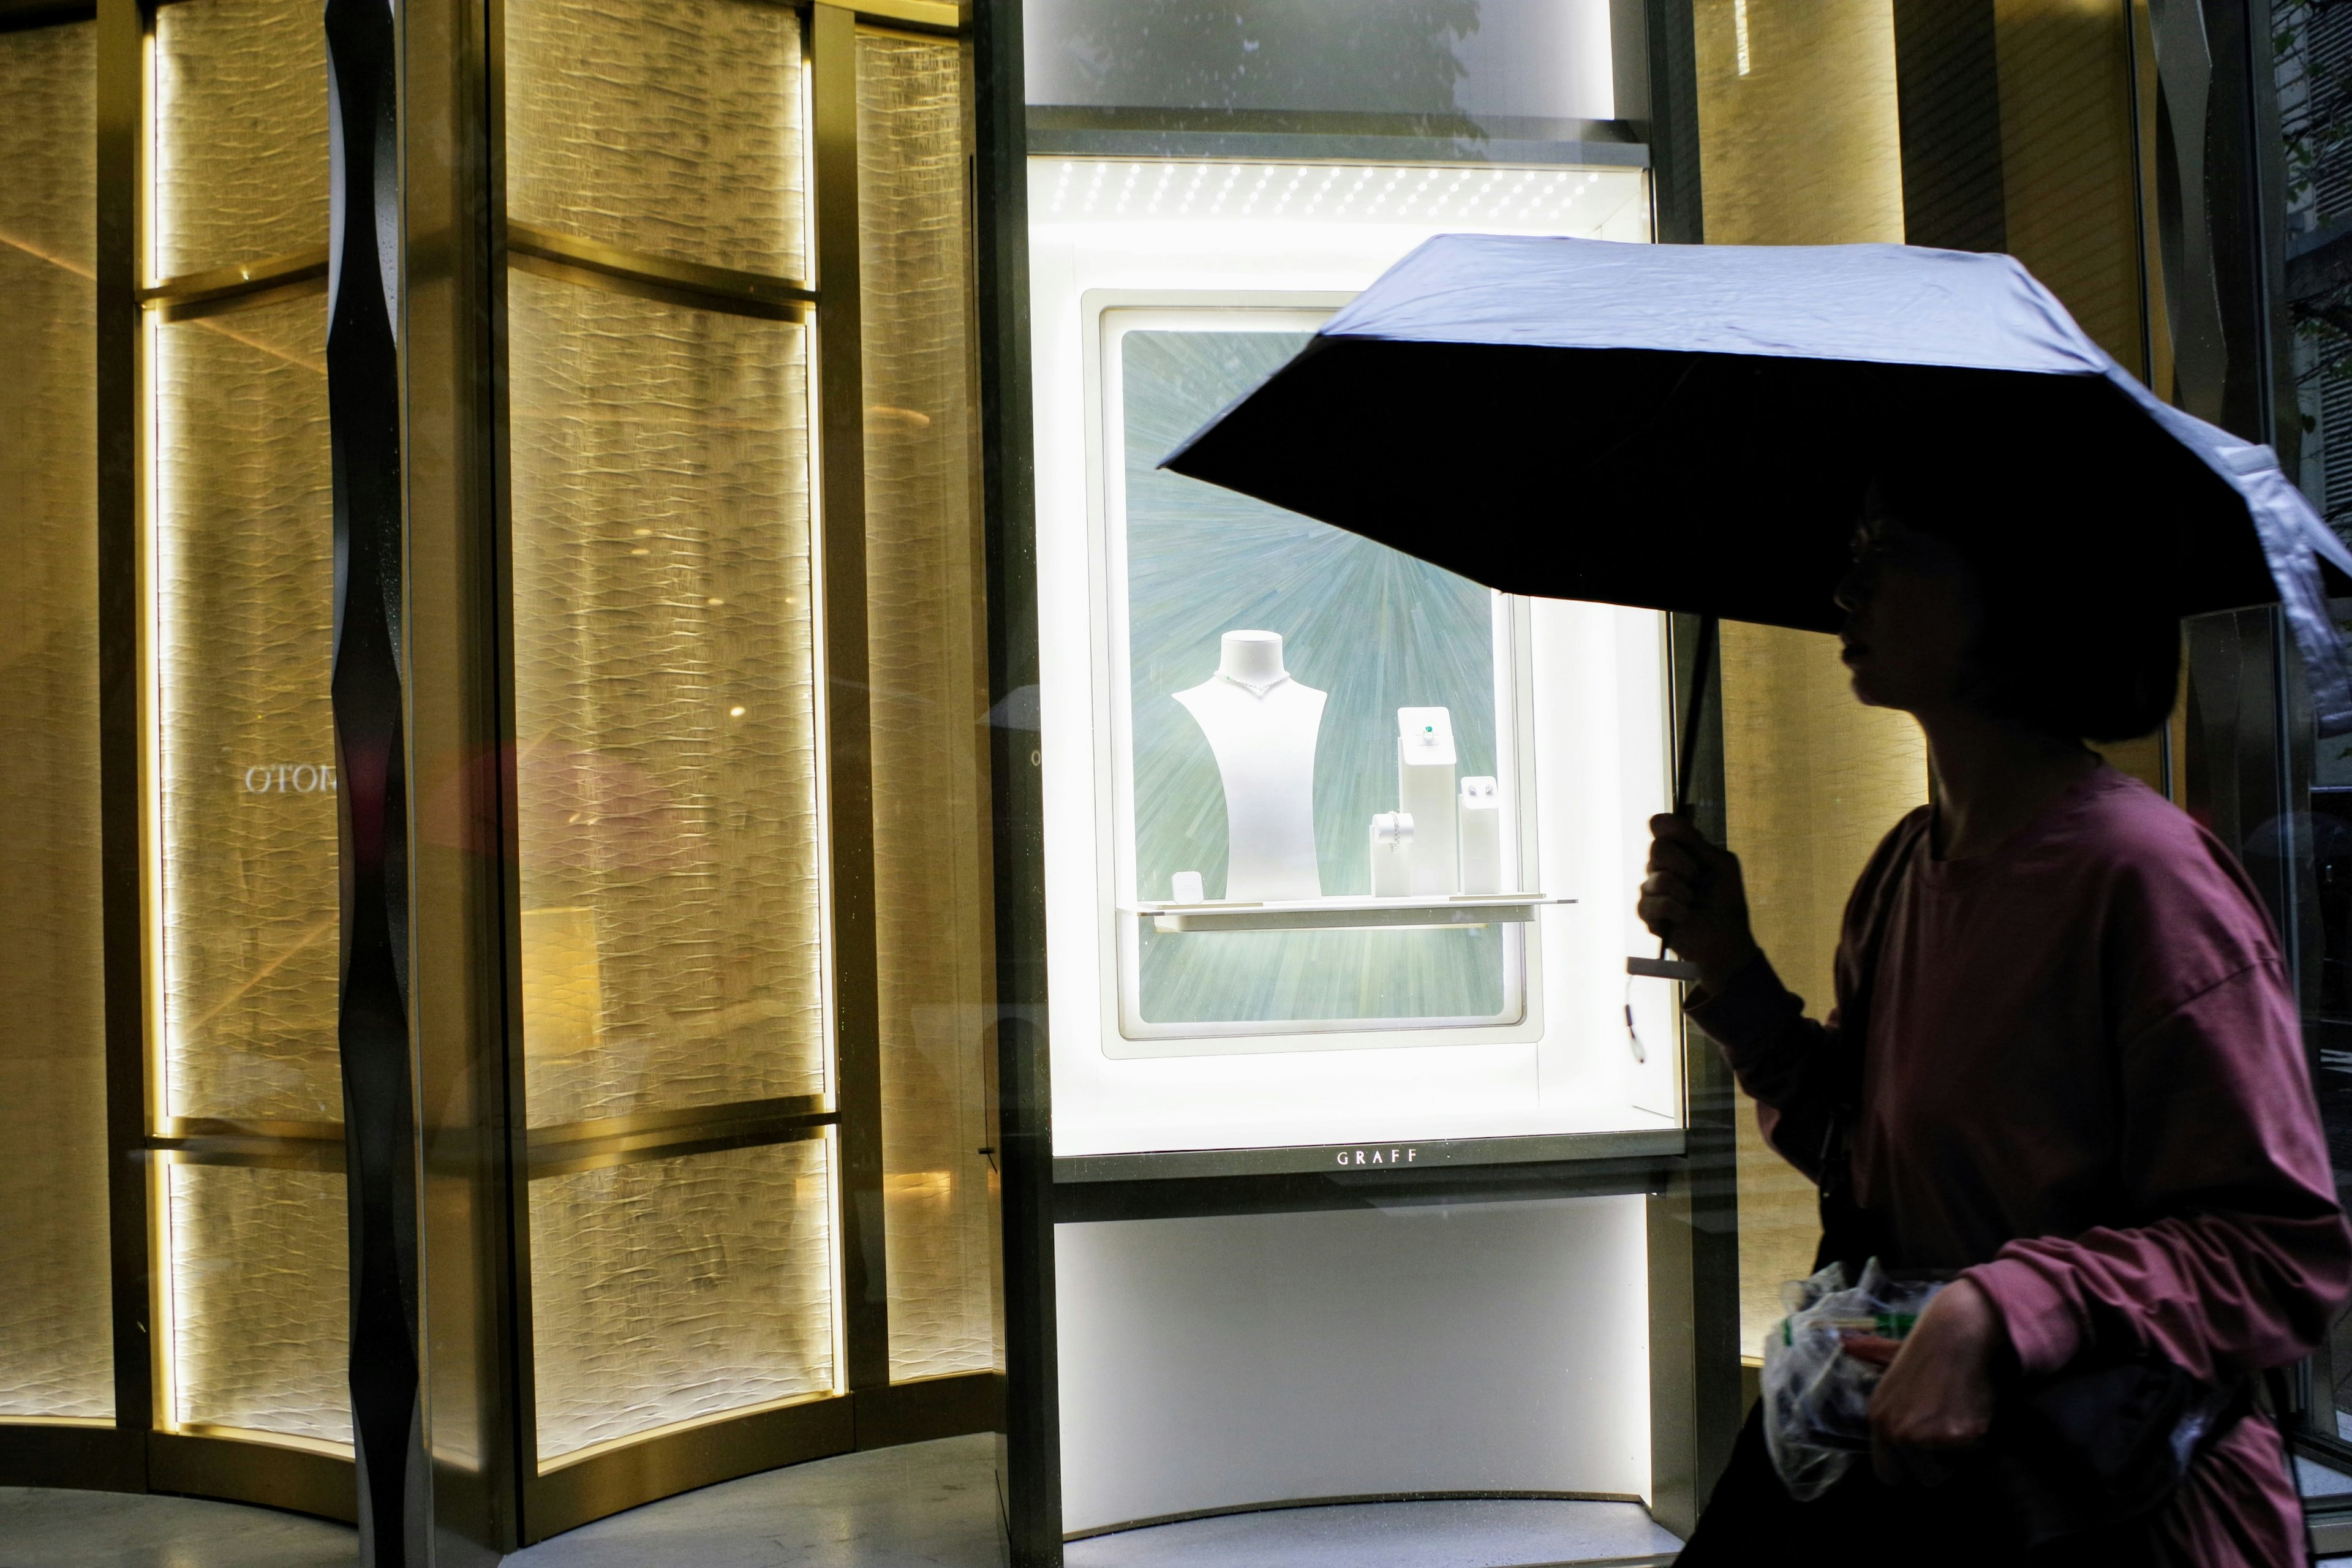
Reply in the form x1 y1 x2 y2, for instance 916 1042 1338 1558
241 763 338 794
1333 1146 1419 1167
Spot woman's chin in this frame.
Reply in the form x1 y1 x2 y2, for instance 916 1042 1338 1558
1847 672 1898 710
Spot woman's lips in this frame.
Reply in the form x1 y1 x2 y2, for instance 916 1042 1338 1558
1840 641 1867 666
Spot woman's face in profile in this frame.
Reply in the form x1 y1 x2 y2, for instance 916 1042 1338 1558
1834 510 1981 716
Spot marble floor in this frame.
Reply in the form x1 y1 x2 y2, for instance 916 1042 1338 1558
13 1452 2352 1567
0 1436 1688 1568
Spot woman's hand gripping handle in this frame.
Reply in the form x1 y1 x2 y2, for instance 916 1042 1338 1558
1638 813 1760 995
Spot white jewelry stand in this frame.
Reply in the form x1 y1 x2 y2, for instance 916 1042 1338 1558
1174 630 1326 902
1397 707 1458 895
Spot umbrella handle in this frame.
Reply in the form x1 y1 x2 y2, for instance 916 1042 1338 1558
1627 613 1716 986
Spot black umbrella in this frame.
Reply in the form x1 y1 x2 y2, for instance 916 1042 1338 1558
1162 235 2352 976
1163 235 2352 726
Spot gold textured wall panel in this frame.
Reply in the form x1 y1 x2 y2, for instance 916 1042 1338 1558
154 295 341 1123
504 0 808 279
1719 628 1927 1355
167 1161 352 1446
507 270 824 1126
1694 18 1920 1356
151 0 331 279
858 31 1001 1383
1692 0 1905 247
1995 0 2144 371
0 20 113 1422
527 1139 836 1464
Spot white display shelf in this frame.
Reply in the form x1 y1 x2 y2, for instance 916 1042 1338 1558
1129 892 1575 934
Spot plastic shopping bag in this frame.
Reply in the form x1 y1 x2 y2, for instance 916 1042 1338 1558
1760 1259 1947 1501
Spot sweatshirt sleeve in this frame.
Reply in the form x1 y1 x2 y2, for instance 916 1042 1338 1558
1967 958 2352 1383
1685 952 1844 1182
1684 810 1926 1185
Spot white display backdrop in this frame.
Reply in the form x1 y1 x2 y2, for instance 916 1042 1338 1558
1030 156 1679 1158
1055 1196 1654 1533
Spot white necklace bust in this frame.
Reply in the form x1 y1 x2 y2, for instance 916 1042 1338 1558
1172 630 1326 901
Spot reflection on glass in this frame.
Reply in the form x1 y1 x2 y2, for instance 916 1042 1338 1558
1024 0 1613 126
1717 622 1924 1355
1692 0 1921 1361
154 294 340 1124
507 270 822 1126
0 18 111 1422
505 0 809 279
527 1139 835 1464
857 29 1002 1381
151 0 331 278
167 1161 352 1445
1119 328 1511 1028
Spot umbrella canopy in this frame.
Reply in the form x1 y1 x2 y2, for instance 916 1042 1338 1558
1162 234 2352 734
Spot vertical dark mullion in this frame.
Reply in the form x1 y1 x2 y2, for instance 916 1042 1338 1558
1639 0 1703 244
95 0 154 1480
324 0 428 1556
968 0 1059 1557
812 1 890 1398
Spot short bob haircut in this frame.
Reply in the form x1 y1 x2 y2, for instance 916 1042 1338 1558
1871 458 2182 744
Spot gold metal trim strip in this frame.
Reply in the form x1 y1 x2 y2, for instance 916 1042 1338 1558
853 0 961 34
148 1428 358 1525
171 1422 357 1461
141 246 330 310
159 1116 343 1142
526 1094 831 1148
525 1117 834 1180
522 1390 854 1540
507 249 810 323
151 1138 347 1173
506 222 815 314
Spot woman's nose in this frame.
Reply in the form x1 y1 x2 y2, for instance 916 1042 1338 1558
1833 563 1868 612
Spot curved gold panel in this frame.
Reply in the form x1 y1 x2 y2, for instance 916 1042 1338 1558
504 0 809 281
506 268 824 1126
153 292 341 1125
856 30 1000 1384
166 1159 352 1447
527 1137 836 1466
0 18 112 1424
151 0 332 280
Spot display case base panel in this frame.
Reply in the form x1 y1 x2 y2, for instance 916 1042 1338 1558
1055 1196 1651 1534
1063 1496 1682 1565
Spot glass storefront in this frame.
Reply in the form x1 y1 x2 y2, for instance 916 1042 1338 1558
1 0 2348 1561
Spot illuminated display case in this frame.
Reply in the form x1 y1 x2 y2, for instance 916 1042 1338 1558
1029 156 1683 1166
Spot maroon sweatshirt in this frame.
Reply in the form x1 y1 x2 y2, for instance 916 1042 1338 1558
1689 766 2352 1564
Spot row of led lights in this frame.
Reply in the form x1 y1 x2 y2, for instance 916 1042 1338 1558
1044 159 1626 221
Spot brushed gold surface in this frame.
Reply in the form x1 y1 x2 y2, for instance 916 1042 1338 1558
504 0 809 279
149 0 329 279
856 28 999 1385
0 16 113 1426
505 268 825 1128
164 1159 352 1447
151 291 339 1125
527 1138 836 1464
